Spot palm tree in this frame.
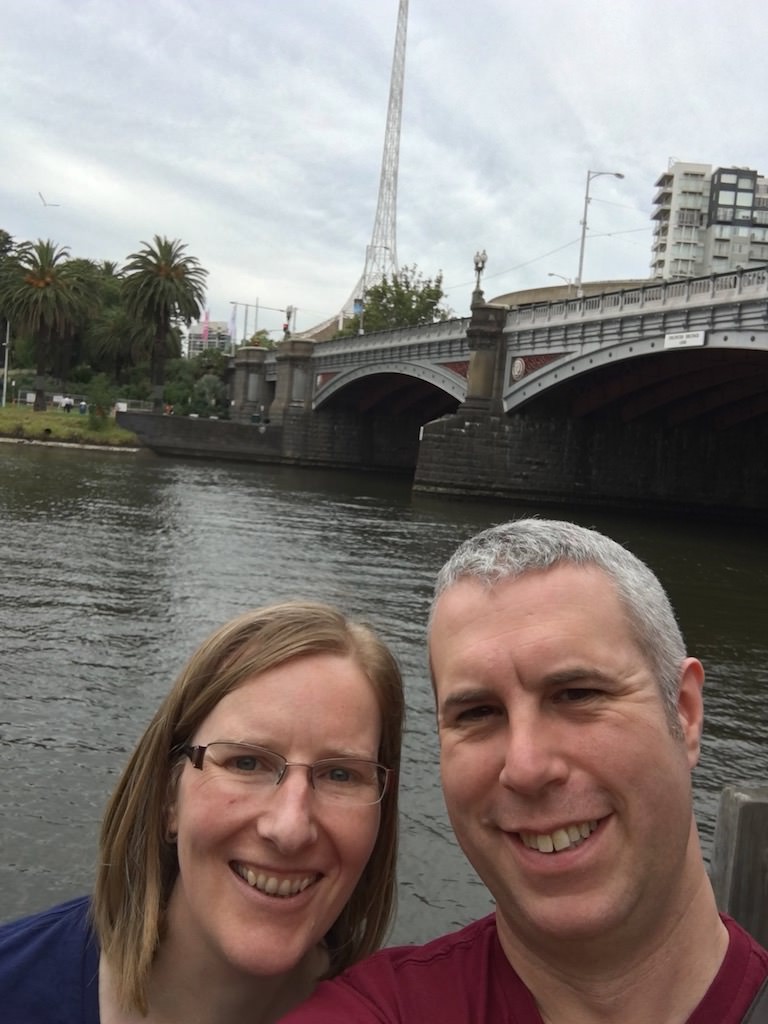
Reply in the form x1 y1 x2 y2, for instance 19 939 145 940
0 239 93 409
122 236 207 410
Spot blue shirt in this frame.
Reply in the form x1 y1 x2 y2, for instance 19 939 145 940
0 896 100 1023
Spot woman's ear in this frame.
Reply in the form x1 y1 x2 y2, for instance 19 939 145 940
164 762 183 842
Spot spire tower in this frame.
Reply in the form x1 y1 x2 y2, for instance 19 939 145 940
296 0 409 339
342 0 408 315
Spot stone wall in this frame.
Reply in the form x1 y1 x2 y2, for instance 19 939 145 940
117 407 421 473
414 409 767 521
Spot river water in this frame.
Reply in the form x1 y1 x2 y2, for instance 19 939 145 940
1 442 767 943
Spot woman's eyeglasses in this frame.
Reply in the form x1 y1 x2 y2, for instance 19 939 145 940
182 741 390 806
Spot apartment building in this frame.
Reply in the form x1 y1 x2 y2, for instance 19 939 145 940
187 321 232 358
651 160 768 278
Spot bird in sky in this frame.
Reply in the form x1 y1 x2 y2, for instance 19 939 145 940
38 191 61 207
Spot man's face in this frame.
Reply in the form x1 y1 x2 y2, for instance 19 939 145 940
430 564 704 958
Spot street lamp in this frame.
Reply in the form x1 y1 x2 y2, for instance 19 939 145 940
575 169 624 298
473 249 488 293
547 272 574 297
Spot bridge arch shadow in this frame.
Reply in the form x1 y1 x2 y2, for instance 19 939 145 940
504 333 768 429
314 360 464 419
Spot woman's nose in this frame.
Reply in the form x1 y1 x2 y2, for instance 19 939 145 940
255 767 319 852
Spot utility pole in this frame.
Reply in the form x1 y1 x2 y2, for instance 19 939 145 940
1 321 10 407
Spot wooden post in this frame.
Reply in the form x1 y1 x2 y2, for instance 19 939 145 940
710 785 768 947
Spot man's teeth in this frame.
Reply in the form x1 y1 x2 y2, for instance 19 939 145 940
520 820 598 854
235 864 316 896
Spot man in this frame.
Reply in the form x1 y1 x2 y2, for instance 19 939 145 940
282 519 768 1023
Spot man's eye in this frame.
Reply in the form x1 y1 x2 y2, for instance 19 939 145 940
554 688 600 703
456 704 499 722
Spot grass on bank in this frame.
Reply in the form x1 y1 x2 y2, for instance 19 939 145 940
0 404 140 447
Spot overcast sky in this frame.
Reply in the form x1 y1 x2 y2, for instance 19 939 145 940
4 0 767 339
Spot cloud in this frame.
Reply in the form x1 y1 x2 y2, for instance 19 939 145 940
3 0 767 335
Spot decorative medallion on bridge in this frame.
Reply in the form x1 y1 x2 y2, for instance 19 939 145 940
511 357 526 381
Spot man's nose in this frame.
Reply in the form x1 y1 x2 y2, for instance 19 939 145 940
497 714 570 795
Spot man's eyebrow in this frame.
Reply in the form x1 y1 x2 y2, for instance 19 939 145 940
540 666 615 686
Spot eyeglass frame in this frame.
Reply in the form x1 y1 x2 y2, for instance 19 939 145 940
180 741 392 806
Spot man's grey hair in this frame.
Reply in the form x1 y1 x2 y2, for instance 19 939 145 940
431 518 687 732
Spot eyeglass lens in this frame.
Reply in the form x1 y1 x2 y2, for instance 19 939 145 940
192 742 387 805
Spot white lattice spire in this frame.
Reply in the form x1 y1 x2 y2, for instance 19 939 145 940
342 0 408 317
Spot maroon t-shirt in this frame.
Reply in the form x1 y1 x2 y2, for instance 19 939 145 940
281 914 768 1023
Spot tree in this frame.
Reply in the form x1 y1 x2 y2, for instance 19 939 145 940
122 236 207 410
0 229 14 261
248 328 276 349
82 262 153 382
0 239 93 409
335 265 453 337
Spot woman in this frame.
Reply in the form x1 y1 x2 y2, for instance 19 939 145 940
0 601 404 1023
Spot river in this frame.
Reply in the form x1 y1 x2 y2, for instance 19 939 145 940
1 441 767 943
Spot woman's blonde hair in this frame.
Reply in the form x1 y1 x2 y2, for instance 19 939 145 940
92 601 404 1013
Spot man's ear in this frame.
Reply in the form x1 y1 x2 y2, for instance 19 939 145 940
676 657 705 768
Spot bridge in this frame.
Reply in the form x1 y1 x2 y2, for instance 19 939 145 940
257 266 768 430
120 267 768 521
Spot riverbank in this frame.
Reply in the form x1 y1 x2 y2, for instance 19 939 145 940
0 406 140 449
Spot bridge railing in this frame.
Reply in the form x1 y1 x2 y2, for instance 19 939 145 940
311 316 470 356
508 265 768 328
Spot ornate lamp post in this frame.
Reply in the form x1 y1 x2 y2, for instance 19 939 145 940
575 169 624 298
473 249 488 294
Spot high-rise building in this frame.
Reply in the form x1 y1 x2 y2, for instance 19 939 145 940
651 160 768 278
187 321 232 358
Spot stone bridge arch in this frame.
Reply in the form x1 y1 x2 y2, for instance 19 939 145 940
313 359 467 410
503 328 768 414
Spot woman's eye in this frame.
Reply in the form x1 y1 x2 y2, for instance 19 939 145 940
227 754 274 773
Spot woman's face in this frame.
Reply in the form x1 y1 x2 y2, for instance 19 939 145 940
164 651 383 981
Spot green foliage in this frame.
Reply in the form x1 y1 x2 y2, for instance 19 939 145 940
0 229 14 261
0 404 137 446
0 240 95 408
163 349 230 416
247 328 276 349
335 265 452 337
122 236 208 404
87 373 116 429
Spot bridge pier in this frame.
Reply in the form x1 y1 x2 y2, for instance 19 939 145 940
462 284 507 415
231 346 270 424
414 290 768 521
268 337 315 425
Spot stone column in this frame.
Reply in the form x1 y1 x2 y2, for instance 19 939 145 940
268 337 316 424
231 346 268 424
462 287 507 415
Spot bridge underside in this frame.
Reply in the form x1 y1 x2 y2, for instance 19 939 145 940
317 371 460 422
514 348 768 430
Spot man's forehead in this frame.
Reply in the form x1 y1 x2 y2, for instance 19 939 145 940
431 564 615 622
